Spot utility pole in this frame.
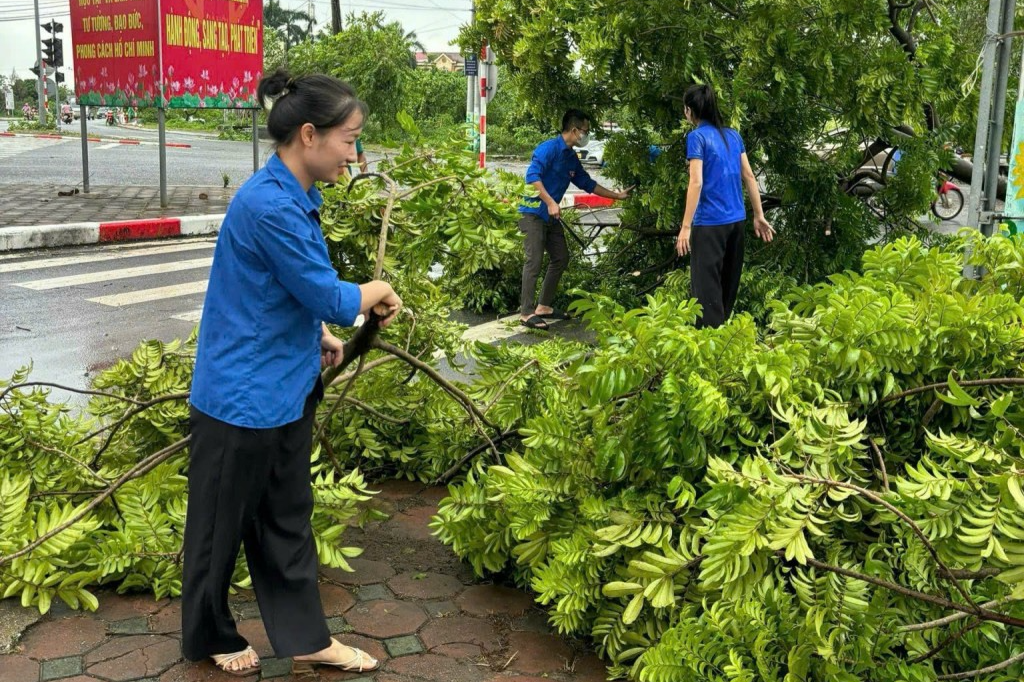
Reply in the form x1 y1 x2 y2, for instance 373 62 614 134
968 0 1016 238
32 0 45 125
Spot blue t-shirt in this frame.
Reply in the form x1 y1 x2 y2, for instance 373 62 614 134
519 136 598 221
686 122 746 226
191 153 362 428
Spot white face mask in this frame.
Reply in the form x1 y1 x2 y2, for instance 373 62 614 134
576 130 590 148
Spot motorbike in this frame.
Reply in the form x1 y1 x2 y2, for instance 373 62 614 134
61 111 73 125
931 174 965 221
105 110 115 126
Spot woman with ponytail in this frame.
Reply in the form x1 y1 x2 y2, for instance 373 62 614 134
181 68 400 677
675 83 774 328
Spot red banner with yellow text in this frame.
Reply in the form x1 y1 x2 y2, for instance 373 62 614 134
161 0 263 108
71 0 263 109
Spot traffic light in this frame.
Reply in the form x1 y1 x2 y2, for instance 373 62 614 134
55 72 65 84
41 20 63 33
29 64 41 77
42 38 64 68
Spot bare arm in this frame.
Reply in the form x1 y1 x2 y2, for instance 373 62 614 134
681 158 703 230
740 153 765 220
740 153 775 242
676 159 703 256
593 184 629 201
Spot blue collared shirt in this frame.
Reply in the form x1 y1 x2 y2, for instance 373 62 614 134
191 154 362 428
687 122 747 226
519 136 597 220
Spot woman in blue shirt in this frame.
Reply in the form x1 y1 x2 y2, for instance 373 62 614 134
181 69 401 677
675 84 774 328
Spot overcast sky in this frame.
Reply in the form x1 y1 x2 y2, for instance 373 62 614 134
1 0 470 82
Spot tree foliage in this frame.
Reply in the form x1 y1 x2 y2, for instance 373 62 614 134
434 232 1024 680
463 0 985 283
288 12 418 138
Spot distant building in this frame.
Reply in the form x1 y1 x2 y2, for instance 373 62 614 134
414 51 466 73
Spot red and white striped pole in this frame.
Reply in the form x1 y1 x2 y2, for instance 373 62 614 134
478 43 488 169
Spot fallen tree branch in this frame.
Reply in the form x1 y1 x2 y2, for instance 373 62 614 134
74 392 191 450
879 378 1024 405
372 339 495 431
909 619 981 664
785 474 979 610
0 381 152 407
791 554 1024 628
899 596 1019 632
868 439 890 491
433 429 520 485
0 437 191 567
937 650 1024 680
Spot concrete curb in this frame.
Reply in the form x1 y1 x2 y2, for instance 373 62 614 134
0 130 191 148
0 214 224 252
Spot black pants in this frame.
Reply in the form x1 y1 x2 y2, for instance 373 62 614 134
181 380 330 661
690 221 745 329
519 213 570 316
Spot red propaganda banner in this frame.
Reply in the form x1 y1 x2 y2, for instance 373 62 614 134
71 0 263 109
71 0 161 107
161 0 263 109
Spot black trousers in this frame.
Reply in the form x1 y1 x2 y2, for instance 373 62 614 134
690 221 745 329
519 213 570 316
181 380 331 661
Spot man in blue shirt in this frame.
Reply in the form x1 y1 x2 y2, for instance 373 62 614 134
518 109 630 329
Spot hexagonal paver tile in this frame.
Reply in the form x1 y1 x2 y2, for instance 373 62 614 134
373 479 424 501
420 616 500 652
40 656 83 680
387 506 438 541
19 617 108 659
384 635 424 657
418 487 451 506
506 632 572 675
457 586 534 617
388 572 464 600
0 654 39 681
345 600 427 639
385 653 486 682
94 593 169 621
149 602 182 634
320 583 356 616
433 642 483 659
85 634 182 680
321 559 396 586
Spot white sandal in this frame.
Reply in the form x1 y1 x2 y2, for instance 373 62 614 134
211 645 260 677
291 641 379 676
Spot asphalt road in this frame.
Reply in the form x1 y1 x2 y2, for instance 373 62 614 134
0 237 591 398
0 119 542 188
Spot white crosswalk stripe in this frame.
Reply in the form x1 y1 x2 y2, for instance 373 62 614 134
87 280 208 307
0 241 214 274
14 257 213 290
0 135 69 160
1 239 211 321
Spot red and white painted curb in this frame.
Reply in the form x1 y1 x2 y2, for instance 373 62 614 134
0 214 224 252
0 130 191 148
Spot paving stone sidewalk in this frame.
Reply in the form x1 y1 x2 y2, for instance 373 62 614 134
0 185 235 228
0 480 610 682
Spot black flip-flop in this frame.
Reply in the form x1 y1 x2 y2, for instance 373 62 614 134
521 315 550 330
541 308 572 320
